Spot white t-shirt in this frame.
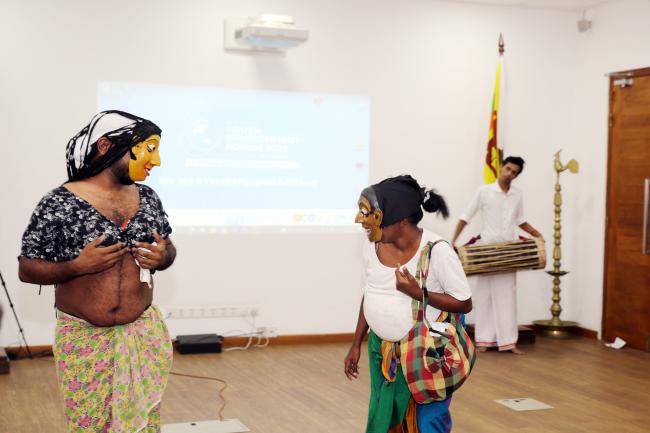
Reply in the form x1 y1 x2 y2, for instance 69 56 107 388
459 181 525 244
361 229 471 342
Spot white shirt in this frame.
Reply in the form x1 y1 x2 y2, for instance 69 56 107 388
361 229 471 342
459 181 525 244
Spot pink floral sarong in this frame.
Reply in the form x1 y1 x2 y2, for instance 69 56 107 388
53 306 173 433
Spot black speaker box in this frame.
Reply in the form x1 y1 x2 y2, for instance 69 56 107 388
176 333 223 354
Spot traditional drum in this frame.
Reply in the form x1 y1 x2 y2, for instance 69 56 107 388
457 237 546 276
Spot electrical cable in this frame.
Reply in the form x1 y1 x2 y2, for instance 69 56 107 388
170 371 228 421
253 335 269 348
223 335 253 352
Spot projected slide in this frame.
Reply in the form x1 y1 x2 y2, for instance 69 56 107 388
98 82 369 231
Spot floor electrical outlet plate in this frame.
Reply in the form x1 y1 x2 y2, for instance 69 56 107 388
162 419 250 433
495 398 553 411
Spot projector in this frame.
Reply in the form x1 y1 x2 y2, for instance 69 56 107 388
176 333 223 354
225 15 309 52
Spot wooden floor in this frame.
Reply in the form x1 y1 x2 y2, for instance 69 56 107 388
1 336 649 433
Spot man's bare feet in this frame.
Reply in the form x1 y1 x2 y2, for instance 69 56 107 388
509 346 525 355
477 346 488 353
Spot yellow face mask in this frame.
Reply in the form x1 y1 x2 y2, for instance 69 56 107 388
129 135 161 181
355 195 383 242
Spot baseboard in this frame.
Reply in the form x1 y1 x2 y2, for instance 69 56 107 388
4 345 52 359
466 324 536 345
5 334 358 359
222 332 356 348
4 327 598 359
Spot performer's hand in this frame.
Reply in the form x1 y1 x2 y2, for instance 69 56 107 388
395 266 422 300
132 230 169 270
344 345 361 380
72 235 127 275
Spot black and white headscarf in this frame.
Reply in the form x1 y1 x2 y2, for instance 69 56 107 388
65 110 161 181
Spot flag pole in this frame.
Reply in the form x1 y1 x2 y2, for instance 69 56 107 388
498 34 505 161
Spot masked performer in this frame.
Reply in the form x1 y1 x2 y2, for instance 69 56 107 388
452 156 541 355
18 110 176 433
344 175 472 433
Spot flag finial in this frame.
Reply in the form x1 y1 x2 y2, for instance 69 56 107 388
498 33 505 55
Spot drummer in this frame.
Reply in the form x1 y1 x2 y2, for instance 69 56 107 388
452 156 542 354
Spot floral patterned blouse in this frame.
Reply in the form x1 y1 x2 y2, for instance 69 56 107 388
20 184 172 262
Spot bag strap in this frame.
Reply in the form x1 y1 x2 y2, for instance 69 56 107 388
412 239 446 326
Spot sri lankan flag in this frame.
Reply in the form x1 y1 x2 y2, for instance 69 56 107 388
484 60 502 184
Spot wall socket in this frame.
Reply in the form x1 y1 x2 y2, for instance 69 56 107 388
165 305 258 319
256 327 277 338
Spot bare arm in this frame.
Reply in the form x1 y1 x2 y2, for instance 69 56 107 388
452 220 468 246
395 267 472 314
159 241 176 270
19 257 80 285
344 298 369 380
426 292 472 314
350 298 369 348
519 222 542 238
18 236 127 285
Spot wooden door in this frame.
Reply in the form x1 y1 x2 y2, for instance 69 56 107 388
603 67 650 351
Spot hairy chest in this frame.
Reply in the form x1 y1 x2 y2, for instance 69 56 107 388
90 193 140 226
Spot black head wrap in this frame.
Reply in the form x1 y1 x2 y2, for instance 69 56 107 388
369 174 449 227
65 110 162 181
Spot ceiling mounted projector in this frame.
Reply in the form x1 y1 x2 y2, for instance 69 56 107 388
224 15 309 53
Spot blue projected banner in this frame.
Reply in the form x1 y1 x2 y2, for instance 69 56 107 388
98 82 370 230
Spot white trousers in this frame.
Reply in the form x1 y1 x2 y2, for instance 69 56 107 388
472 272 518 351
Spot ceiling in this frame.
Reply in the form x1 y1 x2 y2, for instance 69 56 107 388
440 0 618 11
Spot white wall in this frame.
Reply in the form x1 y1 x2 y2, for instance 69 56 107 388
0 0 646 346
567 0 650 334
